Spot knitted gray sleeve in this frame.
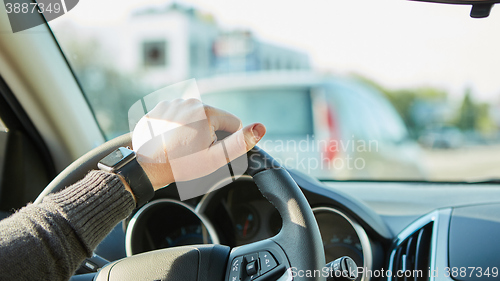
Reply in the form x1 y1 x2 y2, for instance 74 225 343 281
0 170 136 281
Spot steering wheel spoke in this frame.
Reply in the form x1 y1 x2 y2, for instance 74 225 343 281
225 238 290 281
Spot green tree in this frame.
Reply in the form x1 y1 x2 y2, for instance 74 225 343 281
352 74 447 138
455 90 495 136
456 90 477 131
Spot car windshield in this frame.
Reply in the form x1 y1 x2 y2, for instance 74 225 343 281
48 0 500 182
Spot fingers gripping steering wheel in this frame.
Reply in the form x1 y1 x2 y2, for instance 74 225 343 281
36 134 326 281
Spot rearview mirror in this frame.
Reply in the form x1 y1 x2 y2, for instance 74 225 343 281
410 0 499 18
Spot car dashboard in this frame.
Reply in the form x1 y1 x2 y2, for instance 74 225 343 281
95 169 500 281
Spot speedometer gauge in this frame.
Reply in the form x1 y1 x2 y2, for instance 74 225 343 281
159 224 204 248
313 207 372 281
125 199 219 256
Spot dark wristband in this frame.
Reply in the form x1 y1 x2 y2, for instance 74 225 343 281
98 148 154 208
116 157 154 207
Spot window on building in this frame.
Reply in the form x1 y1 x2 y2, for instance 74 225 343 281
143 40 168 67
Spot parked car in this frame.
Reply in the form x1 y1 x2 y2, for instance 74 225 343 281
419 124 464 149
198 72 426 180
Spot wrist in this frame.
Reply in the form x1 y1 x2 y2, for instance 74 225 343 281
116 174 137 204
135 153 175 191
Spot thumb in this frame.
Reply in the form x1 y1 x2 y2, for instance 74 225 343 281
242 123 266 151
238 123 266 152
209 123 266 164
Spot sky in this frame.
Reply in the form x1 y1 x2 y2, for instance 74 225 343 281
51 0 500 103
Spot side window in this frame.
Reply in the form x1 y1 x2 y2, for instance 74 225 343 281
356 85 409 143
0 78 56 213
328 81 408 144
328 83 380 142
0 118 8 219
0 118 8 198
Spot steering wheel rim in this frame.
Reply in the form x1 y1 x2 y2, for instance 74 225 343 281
37 133 326 281
35 133 133 203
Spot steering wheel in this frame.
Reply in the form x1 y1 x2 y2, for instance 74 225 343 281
36 133 326 281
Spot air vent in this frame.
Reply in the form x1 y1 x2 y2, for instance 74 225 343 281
391 222 433 281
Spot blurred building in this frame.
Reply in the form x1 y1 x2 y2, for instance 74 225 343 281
120 3 310 88
120 4 219 88
213 30 310 73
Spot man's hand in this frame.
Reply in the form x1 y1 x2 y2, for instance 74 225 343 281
132 98 266 190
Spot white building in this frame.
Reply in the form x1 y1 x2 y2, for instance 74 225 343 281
119 4 310 89
120 4 219 88
214 30 310 73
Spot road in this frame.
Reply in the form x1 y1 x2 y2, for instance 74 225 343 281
422 144 500 182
